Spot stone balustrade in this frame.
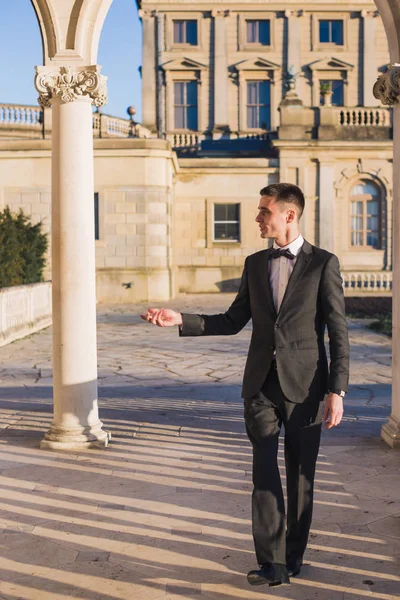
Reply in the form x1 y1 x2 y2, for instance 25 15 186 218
92 112 131 138
0 282 52 347
317 106 393 141
170 132 204 148
342 271 392 295
338 108 392 127
0 103 133 140
0 103 43 138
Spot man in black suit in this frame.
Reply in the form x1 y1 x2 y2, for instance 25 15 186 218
141 183 350 587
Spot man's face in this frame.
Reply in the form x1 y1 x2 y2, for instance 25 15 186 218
256 195 290 239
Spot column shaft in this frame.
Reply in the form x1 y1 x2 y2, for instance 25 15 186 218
363 16 377 106
286 13 301 96
382 103 400 447
318 162 335 252
141 14 157 131
213 14 229 132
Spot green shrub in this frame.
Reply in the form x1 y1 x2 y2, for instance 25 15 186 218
368 314 392 337
0 206 48 288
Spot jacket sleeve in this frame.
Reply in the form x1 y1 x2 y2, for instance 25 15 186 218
320 254 350 392
179 257 252 337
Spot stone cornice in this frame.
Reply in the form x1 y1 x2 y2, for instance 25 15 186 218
35 65 108 108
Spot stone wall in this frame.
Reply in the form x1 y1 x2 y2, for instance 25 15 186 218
0 282 52 346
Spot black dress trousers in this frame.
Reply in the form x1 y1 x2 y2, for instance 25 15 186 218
244 363 324 567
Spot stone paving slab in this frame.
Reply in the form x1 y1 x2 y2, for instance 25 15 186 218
0 294 398 600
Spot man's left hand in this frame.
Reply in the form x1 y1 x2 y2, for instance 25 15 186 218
323 393 344 429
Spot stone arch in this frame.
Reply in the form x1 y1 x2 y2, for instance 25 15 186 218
30 0 113 64
374 0 400 62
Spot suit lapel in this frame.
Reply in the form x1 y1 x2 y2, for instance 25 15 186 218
278 240 313 314
260 249 277 318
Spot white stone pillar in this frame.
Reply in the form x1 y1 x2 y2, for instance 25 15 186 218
212 10 230 134
35 65 109 450
139 10 157 132
285 10 302 97
318 161 335 252
374 66 400 448
362 10 379 106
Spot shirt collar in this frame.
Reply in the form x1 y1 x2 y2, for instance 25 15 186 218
273 234 304 257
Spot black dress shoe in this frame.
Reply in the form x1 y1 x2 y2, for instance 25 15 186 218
286 557 302 577
247 562 290 587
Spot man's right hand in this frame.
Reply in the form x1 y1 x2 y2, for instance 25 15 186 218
140 308 183 327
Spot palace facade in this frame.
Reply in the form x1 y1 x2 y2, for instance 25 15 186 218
0 0 393 301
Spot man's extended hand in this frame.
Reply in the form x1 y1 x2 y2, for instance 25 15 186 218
140 308 183 327
322 393 344 429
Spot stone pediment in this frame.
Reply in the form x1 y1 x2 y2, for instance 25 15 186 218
233 57 281 71
308 57 354 71
161 58 208 71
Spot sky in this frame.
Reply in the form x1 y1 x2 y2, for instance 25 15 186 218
0 0 143 120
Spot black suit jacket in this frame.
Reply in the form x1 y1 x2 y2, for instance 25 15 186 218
179 240 350 403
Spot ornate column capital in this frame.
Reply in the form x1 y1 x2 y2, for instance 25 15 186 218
373 64 400 105
35 65 108 108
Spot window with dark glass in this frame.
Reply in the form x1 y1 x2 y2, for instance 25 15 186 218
350 181 381 248
94 192 99 240
174 81 198 130
247 81 271 129
214 204 240 242
246 20 270 45
173 20 198 45
319 79 344 106
319 19 343 44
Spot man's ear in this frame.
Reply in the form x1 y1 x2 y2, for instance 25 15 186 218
286 209 296 223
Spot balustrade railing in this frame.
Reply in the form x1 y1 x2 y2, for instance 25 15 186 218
0 103 43 135
170 133 204 148
92 113 131 138
342 271 392 294
0 104 133 139
338 108 392 127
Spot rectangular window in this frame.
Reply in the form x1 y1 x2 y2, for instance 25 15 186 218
319 19 343 45
319 80 344 106
173 20 198 45
174 81 198 130
94 192 99 240
214 204 240 242
246 20 270 45
247 81 271 129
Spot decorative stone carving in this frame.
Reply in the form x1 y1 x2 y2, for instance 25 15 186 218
373 64 400 105
35 65 108 108
211 9 230 17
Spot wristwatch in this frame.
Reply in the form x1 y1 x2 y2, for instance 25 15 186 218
330 389 346 397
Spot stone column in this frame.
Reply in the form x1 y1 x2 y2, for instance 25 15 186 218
318 161 335 252
139 10 157 132
156 13 165 136
361 10 379 106
212 10 230 135
285 10 302 97
374 66 400 447
35 65 109 450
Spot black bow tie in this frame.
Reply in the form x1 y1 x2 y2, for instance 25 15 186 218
269 248 296 260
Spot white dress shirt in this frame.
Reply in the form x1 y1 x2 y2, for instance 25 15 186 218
269 234 304 312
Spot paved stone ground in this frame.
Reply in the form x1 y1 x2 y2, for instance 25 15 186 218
0 294 398 600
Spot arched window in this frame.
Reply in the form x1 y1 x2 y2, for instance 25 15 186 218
350 180 381 249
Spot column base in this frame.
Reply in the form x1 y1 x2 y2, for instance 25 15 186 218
381 414 400 449
40 422 111 450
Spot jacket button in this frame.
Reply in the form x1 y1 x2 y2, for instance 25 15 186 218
275 323 280 329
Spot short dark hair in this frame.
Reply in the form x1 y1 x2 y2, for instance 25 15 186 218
259 183 305 218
